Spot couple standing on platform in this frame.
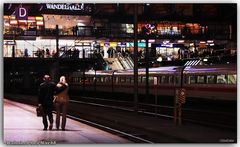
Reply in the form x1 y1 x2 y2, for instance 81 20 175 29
38 75 69 131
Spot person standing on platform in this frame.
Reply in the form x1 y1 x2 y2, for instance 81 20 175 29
38 75 56 131
24 48 28 57
54 76 69 131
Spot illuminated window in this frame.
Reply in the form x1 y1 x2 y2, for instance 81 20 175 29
149 76 154 84
217 75 227 84
189 76 196 84
120 77 126 83
161 76 168 84
126 77 131 83
169 76 174 84
207 75 215 84
197 75 205 84
228 74 236 84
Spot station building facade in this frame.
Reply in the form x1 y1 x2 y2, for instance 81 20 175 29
3 3 237 62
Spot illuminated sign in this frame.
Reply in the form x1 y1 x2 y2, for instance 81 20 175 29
156 43 184 48
15 7 28 20
129 42 146 48
110 42 117 47
46 3 90 11
104 43 110 47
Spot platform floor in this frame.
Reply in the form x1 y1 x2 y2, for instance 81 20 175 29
3 99 132 144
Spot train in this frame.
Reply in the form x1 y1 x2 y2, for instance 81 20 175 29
68 64 237 101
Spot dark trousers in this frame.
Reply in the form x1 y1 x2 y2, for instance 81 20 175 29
42 108 53 129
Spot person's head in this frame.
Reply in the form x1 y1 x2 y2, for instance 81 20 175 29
59 76 66 84
43 75 51 82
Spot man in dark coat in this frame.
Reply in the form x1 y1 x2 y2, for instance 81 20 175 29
38 75 56 131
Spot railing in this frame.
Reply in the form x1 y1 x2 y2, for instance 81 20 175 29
4 27 232 40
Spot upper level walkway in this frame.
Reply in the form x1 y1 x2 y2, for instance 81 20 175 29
3 99 132 144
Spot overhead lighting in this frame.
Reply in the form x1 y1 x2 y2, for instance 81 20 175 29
77 22 85 26
149 39 155 43
19 20 27 23
200 41 206 44
207 40 214 43
10 20 18 24
163 40 169 44
37 21 44 26
36 16 43 21
178 40 184 43
209 43 214 46
28 16 35 20
4 23 10 26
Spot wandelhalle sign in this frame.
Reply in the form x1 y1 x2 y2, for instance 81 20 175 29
43 3 93 15
15 7 28 20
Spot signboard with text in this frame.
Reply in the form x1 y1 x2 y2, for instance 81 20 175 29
43 3 93 15
15 7 28 20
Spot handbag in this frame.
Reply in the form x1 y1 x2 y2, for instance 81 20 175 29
36 105 44 117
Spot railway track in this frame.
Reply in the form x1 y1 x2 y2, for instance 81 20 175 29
70 95 236 130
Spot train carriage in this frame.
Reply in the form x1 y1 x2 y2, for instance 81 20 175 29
68 64 237 101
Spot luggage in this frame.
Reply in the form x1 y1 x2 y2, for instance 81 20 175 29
36 105 44 117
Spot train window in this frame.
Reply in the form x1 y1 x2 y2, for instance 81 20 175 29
126 77 131 83
115 77 119 83
142 77 146 83
228 74 236 84
161 76 168 84
100 77 104 83
105 77 109 83
72 77 75 82
97 77 101 83
169 76 174 84
197 76 205 84
88 77 92 83
206 75 215 84
175 76 179 84
138 77 142 83
217 75 227 84
120 77 126 83
158 76 161 84
131 78 134 83
189 76 196 84
149 76 154 84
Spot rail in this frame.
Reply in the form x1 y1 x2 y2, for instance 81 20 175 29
70 95 236 130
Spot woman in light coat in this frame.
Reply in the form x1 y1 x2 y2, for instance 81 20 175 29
54 76 69 131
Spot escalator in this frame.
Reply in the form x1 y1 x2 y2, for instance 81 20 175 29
117 54 134 70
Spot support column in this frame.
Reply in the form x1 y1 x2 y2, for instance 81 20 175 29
50 61 59 83
56 25 59 58
134 4 138 112
145 38 149 102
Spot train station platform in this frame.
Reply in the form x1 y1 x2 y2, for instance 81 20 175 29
3 99 132 144
4 94 237 143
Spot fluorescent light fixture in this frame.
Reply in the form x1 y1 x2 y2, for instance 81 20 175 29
178 40 184 43
207 40 214 43
209 43 214 46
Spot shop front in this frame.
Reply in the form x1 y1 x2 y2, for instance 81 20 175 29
153 43 185 61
